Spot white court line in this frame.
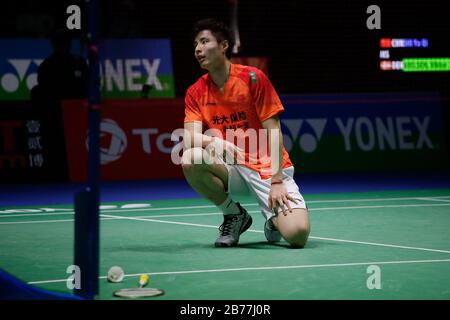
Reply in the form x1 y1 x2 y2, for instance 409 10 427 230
0 219 77 225
100 214 450 255
0 205 226 218
0 209 221 219
0 212 74 219
307 196 450 203
27 258 450 285
2 199 450 220
3 202 450 225
0 211 261 225
310 203 450 211
416 197 450 203
0 204 220 217
2 195 450 218
310 236 450 254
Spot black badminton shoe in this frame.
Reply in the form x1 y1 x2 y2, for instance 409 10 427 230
215 203 252 247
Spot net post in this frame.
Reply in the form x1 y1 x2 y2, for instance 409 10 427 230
73 0 101 300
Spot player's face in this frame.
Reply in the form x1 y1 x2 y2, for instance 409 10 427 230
194 30 227 70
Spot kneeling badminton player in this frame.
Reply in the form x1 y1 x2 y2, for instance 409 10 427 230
181 19 310 248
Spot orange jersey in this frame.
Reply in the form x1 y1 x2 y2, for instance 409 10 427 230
184 63 293 179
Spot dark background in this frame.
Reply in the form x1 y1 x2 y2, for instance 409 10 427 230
1 0 449 97
2 0 448 153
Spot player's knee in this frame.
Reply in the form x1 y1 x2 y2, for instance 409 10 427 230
284 224 310 248
181 147 205 170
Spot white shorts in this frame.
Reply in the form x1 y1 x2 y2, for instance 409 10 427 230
222 164 307 221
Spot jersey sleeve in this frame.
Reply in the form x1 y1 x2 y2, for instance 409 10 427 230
251 69 284 121
184 88 203 123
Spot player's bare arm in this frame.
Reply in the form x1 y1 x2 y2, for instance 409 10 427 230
184 121 244 163
263 116 298 215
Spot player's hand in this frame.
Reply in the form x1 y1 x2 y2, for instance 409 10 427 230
268 183 298 216
207 137 244 164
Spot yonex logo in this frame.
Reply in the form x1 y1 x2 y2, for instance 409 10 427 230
336 116 433 151
281 119 327 153
86 119 128 165
0 59 43 93
281 116 433 153
101 58 162 92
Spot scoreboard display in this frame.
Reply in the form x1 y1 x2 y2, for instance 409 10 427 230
379 37 450 72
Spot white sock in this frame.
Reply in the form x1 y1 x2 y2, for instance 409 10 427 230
218 195 241 215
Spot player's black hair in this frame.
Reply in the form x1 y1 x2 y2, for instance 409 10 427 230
193 18 234 59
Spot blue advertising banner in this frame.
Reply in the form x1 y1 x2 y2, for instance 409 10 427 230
99 39 174 98
0 39 174 100
0 40 53 100
280 92 448 172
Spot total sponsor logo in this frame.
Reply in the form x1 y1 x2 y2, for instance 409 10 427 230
0 59 43 93
85 118 175 165
282 116 434 153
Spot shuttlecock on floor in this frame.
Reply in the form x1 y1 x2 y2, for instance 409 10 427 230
107 266 125 283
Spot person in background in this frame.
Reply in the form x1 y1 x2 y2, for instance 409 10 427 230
34 29 88 102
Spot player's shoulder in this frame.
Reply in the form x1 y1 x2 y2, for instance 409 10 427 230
234 63 264 74
186 73 209 99
232 63 267 85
